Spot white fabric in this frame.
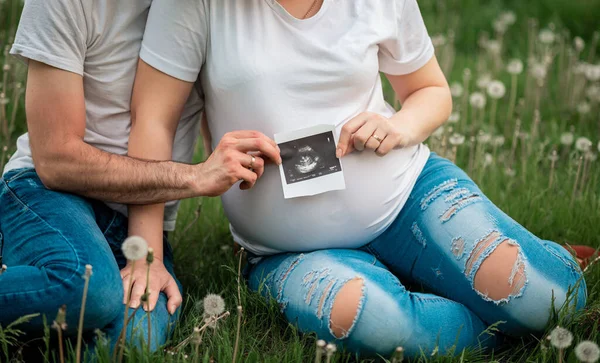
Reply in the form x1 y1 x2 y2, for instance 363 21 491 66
142 0 434 254
6 0 204 231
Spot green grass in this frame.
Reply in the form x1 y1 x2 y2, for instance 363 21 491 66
1 0 600 362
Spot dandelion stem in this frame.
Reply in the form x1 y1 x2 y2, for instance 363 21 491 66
549 150 557 189
569 156 583 208
506 74 518 129
145 248 154 357
76 265 93 363
490 99 498 131
173 311 230 351
57 327 65 363
232 247 245 363
115 260 136 363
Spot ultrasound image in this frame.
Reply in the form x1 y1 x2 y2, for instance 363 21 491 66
278 131 342 185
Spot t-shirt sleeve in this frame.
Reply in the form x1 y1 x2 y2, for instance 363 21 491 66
378 0 435 75
140 0 209 83
9 0 87 75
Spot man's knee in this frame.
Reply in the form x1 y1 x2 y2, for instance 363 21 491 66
80 265 124 330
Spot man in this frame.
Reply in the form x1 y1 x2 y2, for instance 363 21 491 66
0 0 280 350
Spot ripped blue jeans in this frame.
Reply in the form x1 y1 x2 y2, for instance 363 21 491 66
247 153 587 358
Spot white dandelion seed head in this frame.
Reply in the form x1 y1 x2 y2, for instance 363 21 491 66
448 112 461 124
431 34 447 47
560 132 575 146
477 132 492 144
317 340 327 348
585 152 597 162
507 59 524 75
487 80 507 99
432 126 445 138
586 85 600 102
450 83 464 98
203 293 225 316
483 153 494 167
577 102 591 115
325 343 337 354
574 62 589 75
519 131 531 140
549 327 573 349
575 341 600 363
499 11 516 25
493 135 506 147
449 133 466 146
202 312 218 329
585 64 600 82
476 74 492 89
121 236 149 261
463 68 472 79
548 151 559 162
538 29 556 45
2 64 9 71
493 19 509 34
470 92 487 109
576 137 593 152
574 37 586 52
530 63 547 81
486 40 502 55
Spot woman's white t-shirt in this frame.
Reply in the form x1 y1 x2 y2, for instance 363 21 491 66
141 0 434 255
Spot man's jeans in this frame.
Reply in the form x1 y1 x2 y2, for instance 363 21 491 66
0 168 181 352
248 153 587 358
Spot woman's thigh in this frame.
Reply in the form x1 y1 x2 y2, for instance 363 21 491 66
365 153 587 336
248 249 494 358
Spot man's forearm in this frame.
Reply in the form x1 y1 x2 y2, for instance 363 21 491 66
36 139 205 204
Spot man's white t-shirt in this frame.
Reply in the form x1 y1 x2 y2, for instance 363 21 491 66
5 0 204 231
142 0 434 254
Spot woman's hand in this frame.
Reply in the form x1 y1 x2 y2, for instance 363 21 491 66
336 112 414 158
120 259 182 315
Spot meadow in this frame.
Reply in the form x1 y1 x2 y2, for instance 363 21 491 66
1 0 600 362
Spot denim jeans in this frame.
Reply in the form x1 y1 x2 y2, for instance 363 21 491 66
0 168 181 352
248 153 587 358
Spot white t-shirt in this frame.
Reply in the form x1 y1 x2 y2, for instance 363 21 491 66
5 0 204 231
142 0 434 254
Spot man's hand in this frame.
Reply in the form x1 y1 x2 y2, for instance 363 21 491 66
196 130 282 196
336 112 415 158
120 260 182 315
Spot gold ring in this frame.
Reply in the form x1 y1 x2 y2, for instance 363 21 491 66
250 155 256 169
372 134 383 143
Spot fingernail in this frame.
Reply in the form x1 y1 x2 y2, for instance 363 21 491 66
130 301 139 308
336 148 342 158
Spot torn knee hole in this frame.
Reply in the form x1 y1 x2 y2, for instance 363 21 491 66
329 278 364 339
465 231 502 276
473 240 526 301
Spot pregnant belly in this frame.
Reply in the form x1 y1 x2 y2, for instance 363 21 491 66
221 146 423 254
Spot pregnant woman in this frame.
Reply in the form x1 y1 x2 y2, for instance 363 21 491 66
129 0 587 357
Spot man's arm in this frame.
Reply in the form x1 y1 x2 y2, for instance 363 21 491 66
27 60 207 204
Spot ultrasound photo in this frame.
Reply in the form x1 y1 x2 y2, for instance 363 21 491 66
275 124 346 199
278 131 342 185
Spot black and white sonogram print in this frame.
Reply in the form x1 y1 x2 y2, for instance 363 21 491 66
278 131 342 185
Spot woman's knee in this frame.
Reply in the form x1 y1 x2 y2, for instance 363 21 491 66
80 265 124 330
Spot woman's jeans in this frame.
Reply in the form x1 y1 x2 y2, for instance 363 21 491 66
0 168 181 352
248 153 587 357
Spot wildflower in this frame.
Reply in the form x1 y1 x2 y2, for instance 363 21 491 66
450 83 464 98
486 40 501 55
477 132 492 144
575 341 600 363
574 62 589 75
53 305 68 331
470 92 486 109
504 168 516 177
586 85 600 102
432 126 445 138
585 152 597 162
487 80 506 99
548 152 559 162
507 59 524 75
549 326 573 349
463 68 472 80
493 19 508 35
0 93 8 106
483 153 493 167
391 346 405 363
538 29 556 45
530 62 547 81
315 340 327 363
2 64 9 72
448 112 460 124
121 236 149 261
477 74 492 89
574 37 585 52
577 102 591 115
431 34 447 47
499 11 516 25
493 135 506 147
203 294 225 316
449 133 465 146
585 64 600 82
325 343 337 361
560 132 574 146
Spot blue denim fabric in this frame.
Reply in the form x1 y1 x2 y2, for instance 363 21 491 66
0 168 181 352
248 153 587 358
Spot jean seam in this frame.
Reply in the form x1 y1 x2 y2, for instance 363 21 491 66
101 212 119 236
4 168 36 184
0 180 83 297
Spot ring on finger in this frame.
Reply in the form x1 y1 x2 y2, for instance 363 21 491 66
371 134 383 143
249 155 256 170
